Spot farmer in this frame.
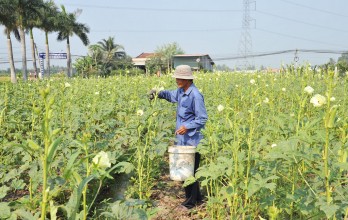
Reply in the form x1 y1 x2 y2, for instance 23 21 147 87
149 64 208 209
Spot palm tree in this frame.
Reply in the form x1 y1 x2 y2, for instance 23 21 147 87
57 6 89 77
0 0 20 83
12 0 45 81
97 36 124 64
38 0 59 78
96 37 124 75
26 6 44 79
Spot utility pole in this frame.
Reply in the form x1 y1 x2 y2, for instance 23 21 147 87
237 0 255 71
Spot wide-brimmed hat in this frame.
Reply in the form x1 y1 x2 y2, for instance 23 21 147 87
172 65 194 79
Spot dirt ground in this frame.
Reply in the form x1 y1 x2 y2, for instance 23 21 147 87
150 174 208 220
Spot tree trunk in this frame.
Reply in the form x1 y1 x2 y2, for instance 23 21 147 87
30 29 38 78
20 27 27 81
6 30 17 84
67 37 71 77
45 32 50 77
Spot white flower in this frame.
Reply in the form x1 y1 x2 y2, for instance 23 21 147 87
265 84 269 87
65 82 71 88
330 97 336 102
95 91 99 95
263 97 269 103
107 91 111 95
304 86 314 95
271 144 277 148
137 109 144 116
250 79 256 84
310 94 327 107
92 151 111 169
217 104 224 112
290 113 295 117
282 88 286 92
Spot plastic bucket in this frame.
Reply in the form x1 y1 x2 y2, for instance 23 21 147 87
168 146 196 181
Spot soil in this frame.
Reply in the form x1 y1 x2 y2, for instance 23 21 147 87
150 174 208 220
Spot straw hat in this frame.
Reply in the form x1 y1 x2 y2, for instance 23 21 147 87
172 65 194 79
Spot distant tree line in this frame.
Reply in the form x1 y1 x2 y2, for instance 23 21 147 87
73 41 185 78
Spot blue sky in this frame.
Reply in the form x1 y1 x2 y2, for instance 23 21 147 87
0 0 347 69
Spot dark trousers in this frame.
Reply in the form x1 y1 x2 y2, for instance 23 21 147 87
182 153 202 208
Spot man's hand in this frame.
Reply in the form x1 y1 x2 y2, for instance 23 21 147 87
175 125 188 135
148 89 157 100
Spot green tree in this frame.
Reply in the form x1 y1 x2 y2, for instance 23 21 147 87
12 0 45 81
26 3 45 78
337 52 348 76
145 54 164 75
57 6 90 77
38 0 59 78
154 42 184 74
0 0 19 83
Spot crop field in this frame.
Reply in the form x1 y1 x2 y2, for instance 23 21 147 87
0 66 348 219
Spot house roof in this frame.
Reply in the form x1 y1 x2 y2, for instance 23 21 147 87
135 52 156 58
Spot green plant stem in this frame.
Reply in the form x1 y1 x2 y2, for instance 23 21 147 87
324 127 330 204
41 99 50 220
83 143 90 220
87 179 103 213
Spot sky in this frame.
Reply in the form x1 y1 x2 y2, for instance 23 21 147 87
0 0 347 70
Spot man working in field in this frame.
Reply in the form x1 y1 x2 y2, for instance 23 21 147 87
149 65 208 209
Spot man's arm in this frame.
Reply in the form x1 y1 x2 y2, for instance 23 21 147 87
158 90 179 103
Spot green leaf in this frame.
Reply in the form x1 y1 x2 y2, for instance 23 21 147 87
183 176 196 187
50 201 58 220
0 202 11 219
319 203 339 218
0 186 10 199
108 161 134 175
69 175 96 220
27 139 40 151
13 209 36 220
47 137 63 166
63 150 81 179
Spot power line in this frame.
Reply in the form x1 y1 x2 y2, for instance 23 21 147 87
213 49 348 61
256 10 348 34
91 28 243 33
279 0 348 18
64 3 243 13
255 27 347 48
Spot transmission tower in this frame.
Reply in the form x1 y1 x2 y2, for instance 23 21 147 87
237 0 255 70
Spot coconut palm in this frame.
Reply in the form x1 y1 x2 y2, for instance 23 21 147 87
57 6 89 77
95 36 125 76
37 0 59 78
97 36 124 64
26 5 44 79
0 0 20 83
12 0 45 81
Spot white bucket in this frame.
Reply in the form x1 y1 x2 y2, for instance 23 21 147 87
168 146 196 181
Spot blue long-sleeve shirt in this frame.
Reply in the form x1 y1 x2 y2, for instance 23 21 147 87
158 83 208 146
